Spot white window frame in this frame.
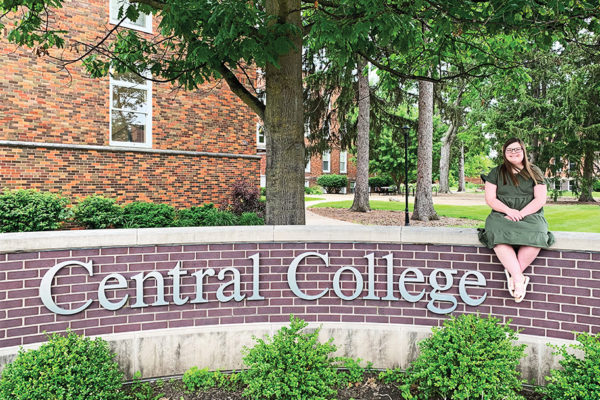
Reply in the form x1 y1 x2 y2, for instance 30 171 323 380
256 122 266 149
109 70 152 148
304 121 310 138
109 0 152 33
322 150 330 173
305 157 311 173
339 151 347 174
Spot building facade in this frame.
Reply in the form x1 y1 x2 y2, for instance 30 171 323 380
0 0 260 208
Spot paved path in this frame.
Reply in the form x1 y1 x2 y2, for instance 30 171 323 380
304 192 487 225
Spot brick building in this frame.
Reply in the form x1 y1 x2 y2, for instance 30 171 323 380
0 0 260 208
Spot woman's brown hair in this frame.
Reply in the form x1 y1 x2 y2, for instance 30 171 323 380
499 138 545 186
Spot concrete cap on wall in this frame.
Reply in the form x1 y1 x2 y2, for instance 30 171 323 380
0 226 597 253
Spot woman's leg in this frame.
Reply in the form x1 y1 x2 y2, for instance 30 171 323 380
493 244 522 279
517 245 542 273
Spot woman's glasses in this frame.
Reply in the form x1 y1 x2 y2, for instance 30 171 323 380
505 147 523 154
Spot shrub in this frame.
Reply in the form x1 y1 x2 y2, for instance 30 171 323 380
368 175 393 189
593 179 600 192
125 372 165 400
0 189 69 232
72 195 123 229
401 314 526 400
305 186 323 195
0 331 126 400
237 212 264 225
230 180 264 216
242 315 338 400
378 368 404 384
336 357 373 388
176 203 237 227
260 187 266 196
182 367 227 391
540 332 600 399
122 202 175 228
316 174 348 194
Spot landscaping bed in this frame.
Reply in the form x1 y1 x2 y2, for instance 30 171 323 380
309 208 482 228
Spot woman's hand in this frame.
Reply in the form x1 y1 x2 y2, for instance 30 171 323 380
504 208 524 221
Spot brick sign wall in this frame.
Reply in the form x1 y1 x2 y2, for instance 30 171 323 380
2 236 599 349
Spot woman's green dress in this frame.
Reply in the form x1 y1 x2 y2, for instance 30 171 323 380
478 165 555 249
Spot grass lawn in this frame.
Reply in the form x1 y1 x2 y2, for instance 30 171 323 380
305 196 325 202
310 200 600 233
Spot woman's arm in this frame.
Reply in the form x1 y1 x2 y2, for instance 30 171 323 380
519 184 547 217
484 182 523 221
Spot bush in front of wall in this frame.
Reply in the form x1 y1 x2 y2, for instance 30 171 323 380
0 331 126 400
121 201 175 228
0 189 69 233
176 203 237 227
182 367 227 391
230 179 264 216
242 315 338 400
316 174 348 194
540 332 600 399
72 195 123 229
237 212 264 225
401 314 526 400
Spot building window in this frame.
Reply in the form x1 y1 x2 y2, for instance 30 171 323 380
305 180 309 188
340 151 347 174
322 150 330 173
110 70 152 147
257 123 265 149
109 0 152 33
260 175 266 188
304 121 310 138
305 157 311 173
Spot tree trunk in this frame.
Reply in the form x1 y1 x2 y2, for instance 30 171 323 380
438 121 456 193
350 56 371 212
578 145 596 202
264 0 305 224
458 142 466 192
412 80 439 221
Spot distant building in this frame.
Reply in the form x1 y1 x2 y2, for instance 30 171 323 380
0 0 260 207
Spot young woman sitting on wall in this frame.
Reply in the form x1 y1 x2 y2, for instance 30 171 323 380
478 138 555 303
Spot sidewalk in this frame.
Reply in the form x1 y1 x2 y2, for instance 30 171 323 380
304 192 487 225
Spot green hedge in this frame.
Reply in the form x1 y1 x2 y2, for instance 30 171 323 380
0 331 126 400
0 189 69 233
317 174 348 194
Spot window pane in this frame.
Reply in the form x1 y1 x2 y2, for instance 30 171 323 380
112 70 146 85
111 0 147 28
111 111 146 143
112 86 147 112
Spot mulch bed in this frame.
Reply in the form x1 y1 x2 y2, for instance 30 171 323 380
309 208 482 228
131 374 545 399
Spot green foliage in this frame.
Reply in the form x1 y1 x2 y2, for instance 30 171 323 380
316 174 348 194
121 201 175 228
540 332 600 399
242 315 338 400
72 195 123 229
379 368 404 384
237 212 264 226
368 176 394 188
400 314 526 400
182 367 227 391
0 189 69 233
176 203 237 227
125 372 164 400
305 186 324 195
336 357 373 388
593 180 600 192
0 331 126 400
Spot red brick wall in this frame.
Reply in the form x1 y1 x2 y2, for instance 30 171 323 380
1 242 598 348
0 0 259 206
